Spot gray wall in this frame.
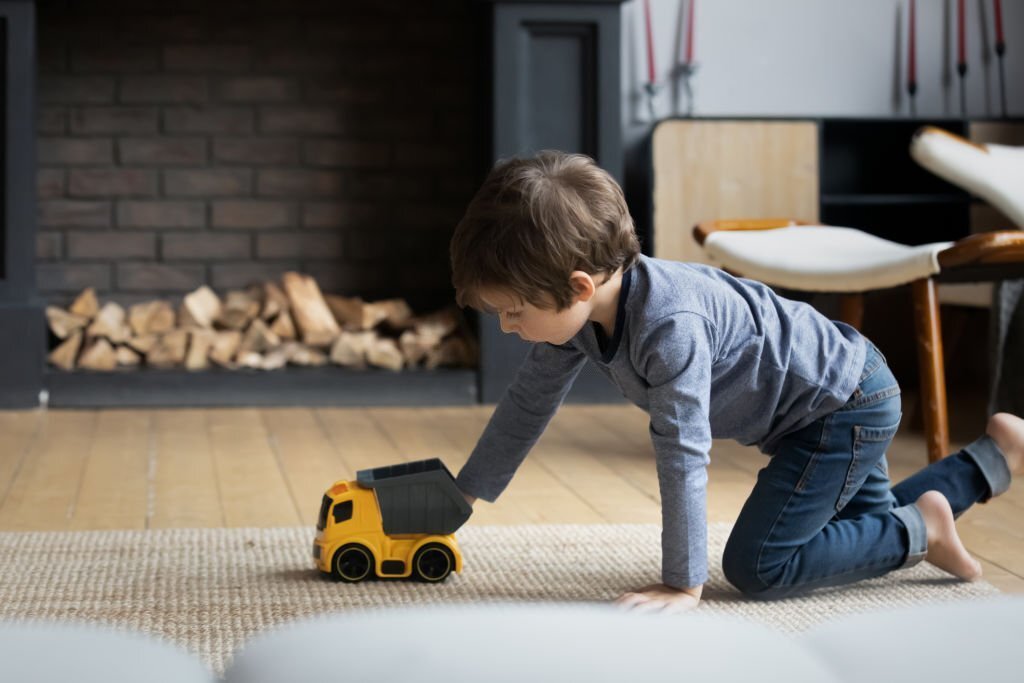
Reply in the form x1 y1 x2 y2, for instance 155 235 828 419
622 0 1023 143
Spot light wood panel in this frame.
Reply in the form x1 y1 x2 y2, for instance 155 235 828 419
0 411 96 530
652 120 820 264
70 410 150 530
0 411 40 508
261 408 349 527
207 408 301 527
150 410 223 529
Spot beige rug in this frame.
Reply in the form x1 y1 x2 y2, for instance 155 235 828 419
0 523 997 673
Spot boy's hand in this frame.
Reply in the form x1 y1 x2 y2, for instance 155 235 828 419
614 583 702 614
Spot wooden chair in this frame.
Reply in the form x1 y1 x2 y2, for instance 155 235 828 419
693 219 1024 463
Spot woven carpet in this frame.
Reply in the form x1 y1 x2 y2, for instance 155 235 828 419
0 523 997 674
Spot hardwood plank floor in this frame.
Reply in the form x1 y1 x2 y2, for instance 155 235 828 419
0 404 1020 592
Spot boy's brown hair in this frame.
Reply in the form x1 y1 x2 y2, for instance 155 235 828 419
450 151 640 311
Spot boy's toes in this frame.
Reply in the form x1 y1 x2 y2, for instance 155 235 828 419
986 413 1024 473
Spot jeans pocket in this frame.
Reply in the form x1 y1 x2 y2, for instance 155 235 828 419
836 418 901 513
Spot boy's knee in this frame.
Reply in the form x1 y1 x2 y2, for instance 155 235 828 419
722 543 792 601
722 543 766 597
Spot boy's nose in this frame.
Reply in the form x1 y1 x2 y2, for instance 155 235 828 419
499 318 515 334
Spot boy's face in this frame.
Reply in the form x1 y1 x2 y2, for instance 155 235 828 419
477 287 591 346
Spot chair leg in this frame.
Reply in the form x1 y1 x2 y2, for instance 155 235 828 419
911 279 950 463
839 293 865 330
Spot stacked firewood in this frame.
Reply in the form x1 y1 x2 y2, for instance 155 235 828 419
46 272 477 372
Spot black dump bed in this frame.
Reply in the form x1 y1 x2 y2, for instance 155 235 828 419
356 458 473 535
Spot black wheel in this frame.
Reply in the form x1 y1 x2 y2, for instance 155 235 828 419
332 544 374 583
412 543 455 582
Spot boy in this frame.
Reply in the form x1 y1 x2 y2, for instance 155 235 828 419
449 151 1023 613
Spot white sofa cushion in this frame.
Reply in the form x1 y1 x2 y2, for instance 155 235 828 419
0 621 211 683
224 605 834 683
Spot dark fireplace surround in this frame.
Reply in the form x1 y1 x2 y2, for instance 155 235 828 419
0 0 626 408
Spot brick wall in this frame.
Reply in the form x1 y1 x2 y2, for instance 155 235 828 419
35 0 483 310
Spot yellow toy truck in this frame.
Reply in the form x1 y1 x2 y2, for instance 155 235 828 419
313 458 473 583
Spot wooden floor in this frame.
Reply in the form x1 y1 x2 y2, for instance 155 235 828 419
0 403 1021 592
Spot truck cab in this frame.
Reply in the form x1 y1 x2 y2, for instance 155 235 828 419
312 459 471 583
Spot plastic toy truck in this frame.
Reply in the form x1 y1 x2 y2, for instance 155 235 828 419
313 458 473 583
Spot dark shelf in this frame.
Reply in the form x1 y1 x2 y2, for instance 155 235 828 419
819 119 969 197
821 193 971 206
43 366 478 408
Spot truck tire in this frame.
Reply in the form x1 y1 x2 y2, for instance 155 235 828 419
332 544 375 583
412 543 455 582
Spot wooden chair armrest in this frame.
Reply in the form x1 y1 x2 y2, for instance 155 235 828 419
938 231 1024 269
692 218 812 246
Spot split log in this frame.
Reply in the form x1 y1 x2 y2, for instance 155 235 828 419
86 302 130 344
398 309 461 365
127 334 158 354
181 285 221 329
236 351 264 369
288 343 328 367
69 287 99 319
269 311 297 340
281 271 340 346
413 307 460 339
186 330 217 371
48 331 83 371
425 336 477 370
329 331 375 367
209 330 242 367
115 345 141 367
219 290 260 330
399 329 439 366
178 303 202 331
324 294 365 330
146 330 188 369
239 318 281 355
129 300 175 336
46 306 88 339
366 299 414 330
260 347 289 371
366 337 404 371
79 338 117 371
324 295 414 331
261 281 290 321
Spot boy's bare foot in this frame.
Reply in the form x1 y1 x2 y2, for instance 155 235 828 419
987 412 1024 473
916 490 982 582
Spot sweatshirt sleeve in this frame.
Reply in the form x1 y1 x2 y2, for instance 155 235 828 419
638 313 715 589
455 340 588 502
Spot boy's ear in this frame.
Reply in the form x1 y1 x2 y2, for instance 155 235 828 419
568 271 597 303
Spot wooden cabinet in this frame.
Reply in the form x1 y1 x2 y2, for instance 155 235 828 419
652 120 819 264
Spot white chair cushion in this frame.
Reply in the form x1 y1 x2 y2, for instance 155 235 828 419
911 129 1024 228
938 281 994 308
703 226 951 292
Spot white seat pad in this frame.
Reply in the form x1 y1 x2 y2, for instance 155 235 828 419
911 129 1024 228
703 226 951 292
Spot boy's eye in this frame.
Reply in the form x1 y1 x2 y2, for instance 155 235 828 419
503 310 522 319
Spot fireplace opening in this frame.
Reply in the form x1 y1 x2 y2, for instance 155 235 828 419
34 0 487 406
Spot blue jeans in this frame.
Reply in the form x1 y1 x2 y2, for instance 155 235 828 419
722 342 1012 600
